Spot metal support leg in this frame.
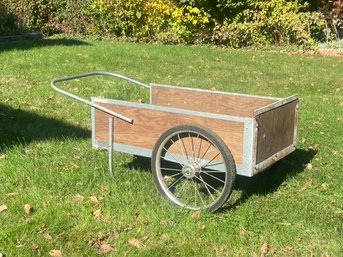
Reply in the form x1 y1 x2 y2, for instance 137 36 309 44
108 117 114 179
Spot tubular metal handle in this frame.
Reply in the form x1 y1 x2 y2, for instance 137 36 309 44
50 71 150 124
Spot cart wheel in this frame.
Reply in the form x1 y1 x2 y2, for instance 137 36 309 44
151 124 236 212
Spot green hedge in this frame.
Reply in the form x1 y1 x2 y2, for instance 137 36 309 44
1 0 339 47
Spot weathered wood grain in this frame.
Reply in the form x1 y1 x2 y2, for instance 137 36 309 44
93 102 244 164
151 85 278 118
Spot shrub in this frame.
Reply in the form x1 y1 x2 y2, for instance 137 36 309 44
90 0 210 43
211 0 324 48
0 3 21 35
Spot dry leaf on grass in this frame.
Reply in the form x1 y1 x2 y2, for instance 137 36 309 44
73 194 84 202
260 242 269 257
100 243 114 253
191 210 201 219
6 192 17 197
93 209 102 218
44 233 53 241
31 243 39 250
0 204 8 213
128 237 145 249
49 249 62 257
90 195 99 204
285 245 293 252
306 163 313 170
0 154 6 160
24 204 32 214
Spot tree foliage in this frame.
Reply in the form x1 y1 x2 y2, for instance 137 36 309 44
0 0 341 47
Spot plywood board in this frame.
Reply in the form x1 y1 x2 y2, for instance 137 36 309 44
151 84 278 118
255 100 298 164
93 101 245 164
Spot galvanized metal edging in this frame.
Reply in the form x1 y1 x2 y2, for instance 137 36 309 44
151 83 283 101
254 94 298 116
92 97 253 124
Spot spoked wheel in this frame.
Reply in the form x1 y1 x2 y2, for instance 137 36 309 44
151 124 236 212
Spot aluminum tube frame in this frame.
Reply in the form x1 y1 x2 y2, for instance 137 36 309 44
51 71 150 124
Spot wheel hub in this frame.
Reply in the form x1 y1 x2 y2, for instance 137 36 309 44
182 162 201 179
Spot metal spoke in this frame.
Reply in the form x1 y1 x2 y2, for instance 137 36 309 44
203 161 225 169
196 136 203 162
161 147 184 166
194 175 216 201
199 141 212 161
189 133 196 162
160 167 183 172
167 174 184 190
194 182 207 207
195 174 222 195
175 180 188 199
201 171 226 184
177 134 189 162
202 152 220 168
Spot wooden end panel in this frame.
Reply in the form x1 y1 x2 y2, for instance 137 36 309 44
93 102 245 164
151 85 277 118
255 100 298 164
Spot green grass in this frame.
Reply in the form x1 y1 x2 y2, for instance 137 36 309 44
0 38 342 256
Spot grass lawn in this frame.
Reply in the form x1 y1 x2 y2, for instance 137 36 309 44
0 38 342 256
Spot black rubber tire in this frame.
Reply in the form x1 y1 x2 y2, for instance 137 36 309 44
151 124 236 212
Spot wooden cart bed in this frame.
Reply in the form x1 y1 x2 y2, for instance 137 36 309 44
92 84 298 177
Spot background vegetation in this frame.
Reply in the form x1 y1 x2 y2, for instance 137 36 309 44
1 0 342 47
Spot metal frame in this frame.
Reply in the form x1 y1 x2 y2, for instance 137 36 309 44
50 71 149 124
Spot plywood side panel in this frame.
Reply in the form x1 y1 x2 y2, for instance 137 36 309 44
151 85 278 118
255 100 298 164
94 102 244 164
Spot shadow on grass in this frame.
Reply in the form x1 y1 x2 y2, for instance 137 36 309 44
127 148 317 212
227 148 317 211
0 104 90 151
0 37 91 53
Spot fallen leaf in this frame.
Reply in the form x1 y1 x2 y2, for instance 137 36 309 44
200 224 206 230
101 184 109 190
0 154 5 160
6 192 17 197
110 229 120 240
29 105 40 111
137 98 145 103
285 245 293 252
260 242 269 257
93 209 102 218
31 243 39 250
49 249 62 257
24 204 32 214
71 163 80 169
90 195 99 204
143 219 149 226
44 233 53 241
306 163 313 170
100 243 114 253
159 219 167 226
191 210 201 219
0 204 8 213
73 194 84 202
128 237 145 249
321 183 329 190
